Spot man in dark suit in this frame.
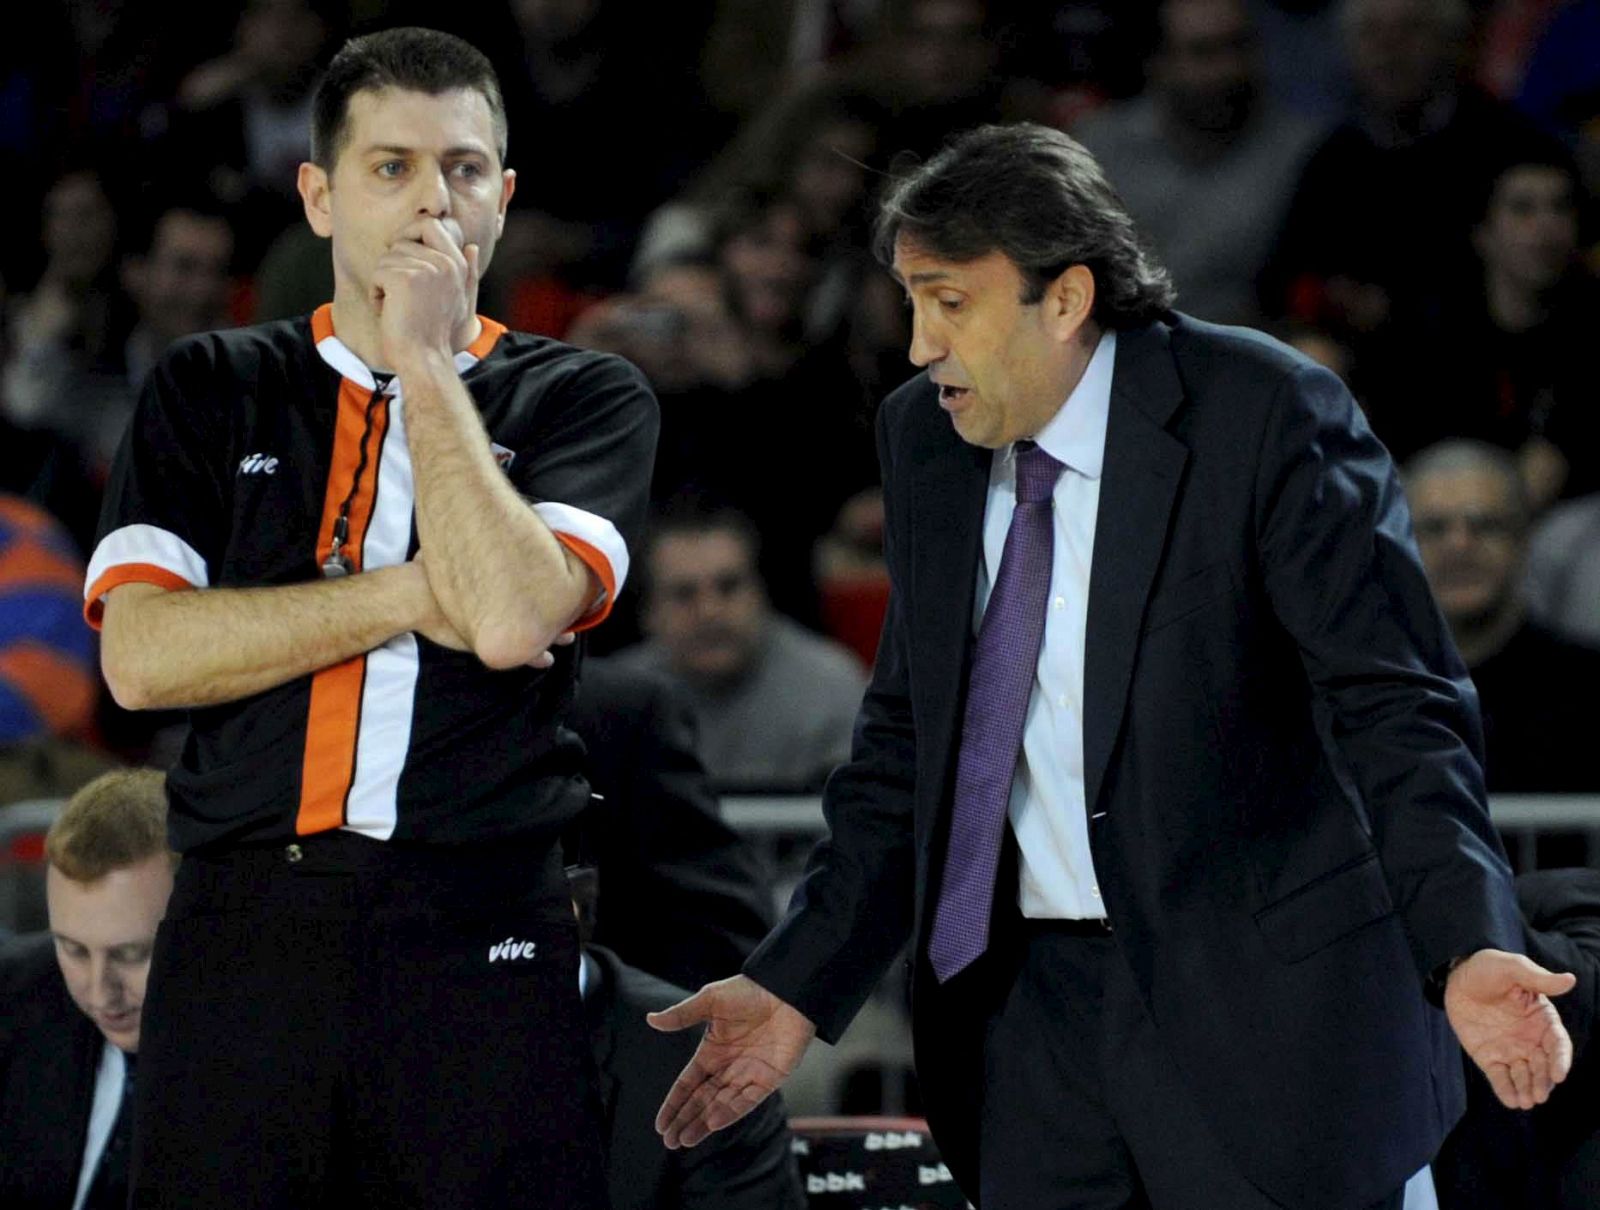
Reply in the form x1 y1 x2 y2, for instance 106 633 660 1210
567 656 774 991
0 769 172 1210
650 123 1575 1210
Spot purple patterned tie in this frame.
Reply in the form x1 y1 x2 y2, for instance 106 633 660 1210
928 440 1064 983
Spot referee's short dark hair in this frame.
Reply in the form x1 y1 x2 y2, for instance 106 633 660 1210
873 122 1176 329
311 26 508 171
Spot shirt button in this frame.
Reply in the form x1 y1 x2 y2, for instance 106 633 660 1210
1057 694 1068 708
1091 886 1101 898
1053 596 1066 610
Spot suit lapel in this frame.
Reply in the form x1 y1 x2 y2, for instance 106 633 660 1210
909 411 991 802
1082 323 1189 817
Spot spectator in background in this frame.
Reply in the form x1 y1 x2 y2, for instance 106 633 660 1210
0 768 174 1210
1075 0 1324 325
1266 0 1551 341
813 487 890 668
152 0 337 270
633 80 905 403
698 0 886 121
6 197 237 484
1406 440 1600 793
1245 0 1357 124
2 166 131 475
120 205 236 390
1523 491 1600 649
0 495 96 748
1372 152 1600 507
999 2 1152 132
861 0 1004 159
617 507 866 793
483 0 727 294
580 193 878 625
570 864 807 1210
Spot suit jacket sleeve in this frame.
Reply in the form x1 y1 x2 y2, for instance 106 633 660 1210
1251 361 1522 977
742 400 919 1043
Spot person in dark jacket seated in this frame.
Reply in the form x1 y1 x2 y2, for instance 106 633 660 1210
0 769 172 1210
570 864 806 1210
567 656 774 990
1434 868 1600 1208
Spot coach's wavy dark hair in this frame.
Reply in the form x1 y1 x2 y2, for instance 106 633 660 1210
872 123 1176 328
311 26 508 171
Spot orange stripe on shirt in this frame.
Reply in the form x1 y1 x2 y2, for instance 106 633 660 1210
553 533 616 632
0 641 96 736
468 315 506 359
297 377 391 836
83 564 196 630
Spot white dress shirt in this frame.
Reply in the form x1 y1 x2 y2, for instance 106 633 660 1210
72 1041 127 1210
973 330 1116 920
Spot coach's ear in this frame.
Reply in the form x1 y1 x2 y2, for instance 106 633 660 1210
1047 263 1095 348
298 162 333 239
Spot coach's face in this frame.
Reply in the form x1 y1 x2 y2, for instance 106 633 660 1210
299 86 515 316
47 854 174 1053
894 236 1095 449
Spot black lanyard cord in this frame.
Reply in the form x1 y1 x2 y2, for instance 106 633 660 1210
322 383 387 578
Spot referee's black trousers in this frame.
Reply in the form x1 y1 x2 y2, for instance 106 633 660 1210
130 831 608 1209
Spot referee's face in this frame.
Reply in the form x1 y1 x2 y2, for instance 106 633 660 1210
302 85 516 321
47 854 175 1054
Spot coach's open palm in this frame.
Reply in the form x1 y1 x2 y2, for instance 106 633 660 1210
1445 948 1576 1110
649 974 816 1149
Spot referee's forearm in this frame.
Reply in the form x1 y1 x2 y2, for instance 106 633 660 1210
99 567 424 710
400 360 592 666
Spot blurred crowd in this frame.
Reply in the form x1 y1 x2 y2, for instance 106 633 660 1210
2 0 1599 801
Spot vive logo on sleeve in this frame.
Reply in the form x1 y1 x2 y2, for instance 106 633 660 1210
488 937 537 962
238 453 279 476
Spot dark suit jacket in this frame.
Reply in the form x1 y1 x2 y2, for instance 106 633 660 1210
744 314 1523 1209
0 932 102 1209
568 658 774 991
1435 869 1600 1209
584 946 805 1210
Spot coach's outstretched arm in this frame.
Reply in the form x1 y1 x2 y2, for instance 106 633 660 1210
1252 361 1574 1109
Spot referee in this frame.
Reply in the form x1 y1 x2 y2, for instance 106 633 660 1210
87 27 657 1209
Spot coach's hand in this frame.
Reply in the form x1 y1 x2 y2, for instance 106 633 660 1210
1445 948 1576 1110
373 217 478 367
649 974 816 1149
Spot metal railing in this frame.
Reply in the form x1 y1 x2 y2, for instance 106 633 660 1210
724 792 1600 878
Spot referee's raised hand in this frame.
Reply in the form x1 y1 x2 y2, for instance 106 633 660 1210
375 216 477 366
